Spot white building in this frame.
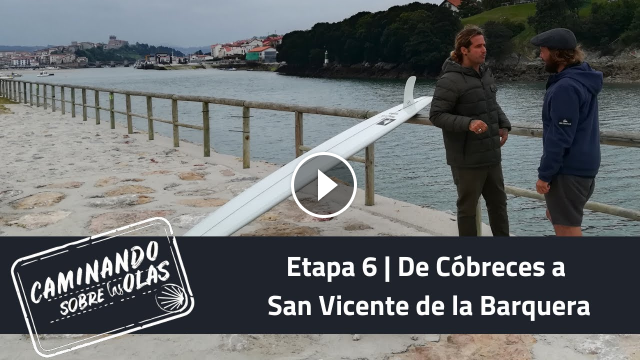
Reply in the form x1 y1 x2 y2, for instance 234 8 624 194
11 57 34 67
439 0 460 12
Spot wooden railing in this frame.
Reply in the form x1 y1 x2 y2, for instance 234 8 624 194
2 78 639 235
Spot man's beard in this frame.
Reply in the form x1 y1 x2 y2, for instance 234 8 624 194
544 60 560 73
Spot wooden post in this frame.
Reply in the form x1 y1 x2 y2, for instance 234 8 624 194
60 86 65 114
94 90 100 124
36 84 40 107
365 144 375 206
71 88 76 117
146 96 154 140
29 83 33 106
0 80 4 98
43 85 48 110
51 85 56 112
476 202 483 236
172 99 179 147
109 92 115 129
203 102 210 157
243 106 250 168
13 81 17 101
23 82 27 104
126 94 133 134
295 111 303 157
82 88 87 121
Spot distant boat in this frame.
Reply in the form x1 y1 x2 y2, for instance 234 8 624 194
37 71 54 77
10 72 22 77
227 67 237 71
0 73 13 80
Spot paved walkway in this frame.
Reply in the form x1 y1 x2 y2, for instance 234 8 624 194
0 101 489 237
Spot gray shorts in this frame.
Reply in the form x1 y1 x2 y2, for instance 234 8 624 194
544 174 595 227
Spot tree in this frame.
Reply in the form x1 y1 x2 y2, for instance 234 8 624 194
483 20 523 60
621 7 640 46
528 0 581 34
194 50 203 56
276 2 460 73
482 0 502 11
581 0 640 49
459 0 483 18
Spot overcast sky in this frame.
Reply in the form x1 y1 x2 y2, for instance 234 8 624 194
2 0 441 47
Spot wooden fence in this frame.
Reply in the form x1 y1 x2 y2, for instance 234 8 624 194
2 78 639 234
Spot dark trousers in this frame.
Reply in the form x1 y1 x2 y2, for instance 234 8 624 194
450 164 510 236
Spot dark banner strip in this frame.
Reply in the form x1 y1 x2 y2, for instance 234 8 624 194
1 236 637 334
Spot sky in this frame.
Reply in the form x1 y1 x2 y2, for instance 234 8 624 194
1 0 441 48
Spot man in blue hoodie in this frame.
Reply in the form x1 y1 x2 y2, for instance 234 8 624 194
530 28 603 236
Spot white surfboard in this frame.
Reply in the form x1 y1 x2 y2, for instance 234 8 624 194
186 76 432 236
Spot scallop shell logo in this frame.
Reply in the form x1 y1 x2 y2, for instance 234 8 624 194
155 284 189 313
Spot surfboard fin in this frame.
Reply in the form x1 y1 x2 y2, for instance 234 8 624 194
403 76 417 108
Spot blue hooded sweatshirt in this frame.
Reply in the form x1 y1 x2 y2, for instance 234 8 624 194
538 62 603 183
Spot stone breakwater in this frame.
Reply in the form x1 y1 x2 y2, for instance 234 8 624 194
0 101 467 237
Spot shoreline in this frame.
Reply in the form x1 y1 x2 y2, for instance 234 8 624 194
275 58 640 84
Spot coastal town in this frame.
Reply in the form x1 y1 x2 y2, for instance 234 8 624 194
0 34 284 70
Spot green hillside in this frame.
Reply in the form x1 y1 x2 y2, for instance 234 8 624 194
462 0 604 26
462 3 535 26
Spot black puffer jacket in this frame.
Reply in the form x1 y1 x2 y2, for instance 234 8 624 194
429 59 511 168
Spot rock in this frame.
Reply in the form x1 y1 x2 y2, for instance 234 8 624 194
37 181 84 189
258 212 279 222
220 169 235 177
104 185 155 197
178 172 205 181
177 198 228 207
174 189 217 197
392 335 536 360
228 176 259 183
163 149 177 155
142 170 173 176
8 211 72 229
344 222 373 231
0 190 23 203
122 178 144 183
0 213 20 226
10 192 66 209
164 183 180 190
424 334 441 342
171 213 209 228
87 195 153 208
88 210 175 233
240 224 320 236
447 334 475 346
95 177 120 187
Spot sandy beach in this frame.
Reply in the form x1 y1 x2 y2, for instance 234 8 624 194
1 100 639 359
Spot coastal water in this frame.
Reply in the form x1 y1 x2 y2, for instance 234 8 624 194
30 67 640 236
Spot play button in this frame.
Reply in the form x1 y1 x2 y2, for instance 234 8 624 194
291 152 357 219
317 170 337 201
